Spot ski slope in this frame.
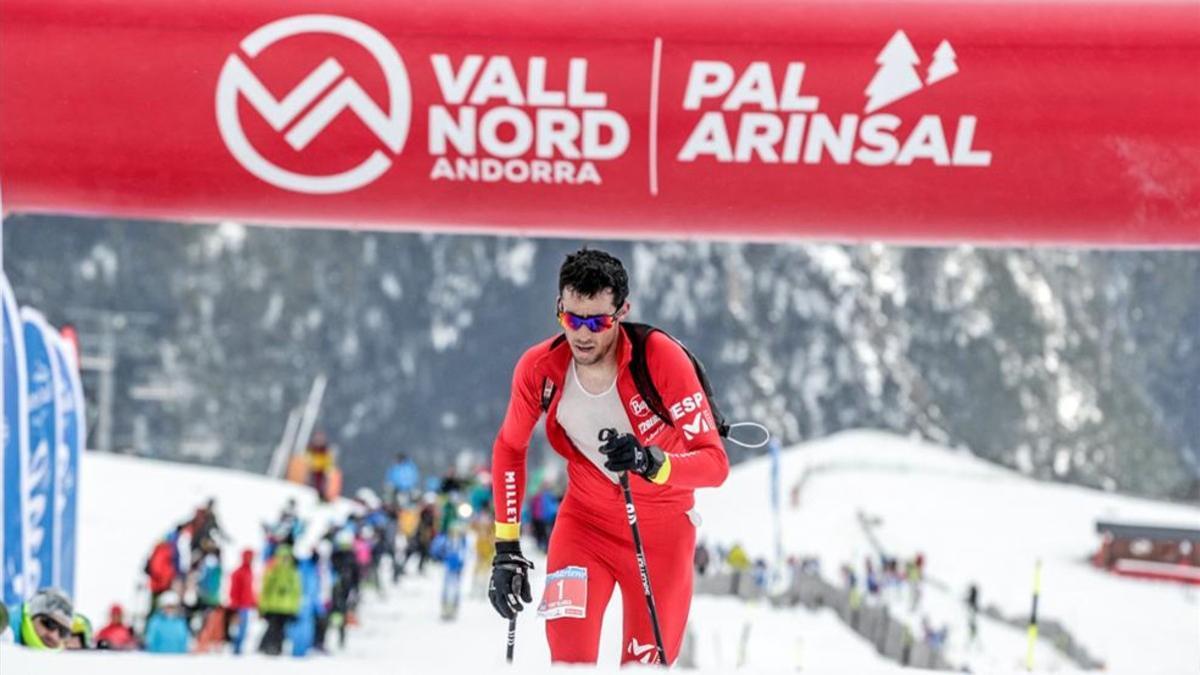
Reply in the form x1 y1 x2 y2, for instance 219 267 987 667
3 447 899 674
5 433 1196 673
695 430 1200 674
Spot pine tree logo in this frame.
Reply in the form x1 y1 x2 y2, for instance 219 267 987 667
865 30 923 113
864 31 960 113
926 40 959 85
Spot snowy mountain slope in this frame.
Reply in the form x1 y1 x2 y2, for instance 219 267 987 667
7 216 1197 501
694 430 1200 674
5 450 900 674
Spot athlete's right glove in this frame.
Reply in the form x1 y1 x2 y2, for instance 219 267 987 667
488 540 535 619
599 431 666 482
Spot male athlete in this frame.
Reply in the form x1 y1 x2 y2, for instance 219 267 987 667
488 248 729 665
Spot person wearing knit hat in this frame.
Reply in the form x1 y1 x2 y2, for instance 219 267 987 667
6 588 74 649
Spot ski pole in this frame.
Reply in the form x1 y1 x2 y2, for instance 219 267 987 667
601 428 668 666
506 616 516 664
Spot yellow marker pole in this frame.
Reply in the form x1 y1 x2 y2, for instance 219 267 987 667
1025 559 1042 671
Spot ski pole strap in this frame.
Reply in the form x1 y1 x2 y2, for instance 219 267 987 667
724 422 771 449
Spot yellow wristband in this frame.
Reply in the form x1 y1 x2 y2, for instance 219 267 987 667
649 453 672 485
494 521 520 540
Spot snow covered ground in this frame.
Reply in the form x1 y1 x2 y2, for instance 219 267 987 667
3 446 898 674
695 430 1200 674
5 432 1198 674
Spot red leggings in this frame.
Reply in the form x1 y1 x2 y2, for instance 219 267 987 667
542 507 696 665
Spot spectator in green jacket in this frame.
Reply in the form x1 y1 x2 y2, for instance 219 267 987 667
258 544 301 656
5 588 74 650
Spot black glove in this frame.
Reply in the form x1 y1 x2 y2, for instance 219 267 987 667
599 431 665 481
488 540 534 619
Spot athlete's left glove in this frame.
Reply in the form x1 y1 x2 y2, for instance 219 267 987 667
489 540 535 620
599 432 666 481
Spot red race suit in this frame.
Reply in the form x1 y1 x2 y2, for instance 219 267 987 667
492 326 728 665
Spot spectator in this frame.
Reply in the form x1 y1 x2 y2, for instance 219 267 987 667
727 543 751 593
529 483 560 553
258 544 301 656
329 530 361 649
228 548 257 655
907 556 924 611
306 431 334 502
288 545 328 656
145 590 190 654
438 469 465 495
752 558 769 589
95 604 139 650
263 499 302 560
189 498 227 557
727 543 751 571
965 583 980 644
146 530 180 614
470 512 495 599
65 613 93 650
194 607 230 654
922 616 949 650
467 470 492 514
431 522 468 621
355 527 375 593
404 494 438 574
865 557 881 598
5 587 74 649
195 539 224 616
386 453 420 501
694 540 712 576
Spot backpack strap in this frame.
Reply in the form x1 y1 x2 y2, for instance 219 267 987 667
623 322 730 438
623 323 672 427
539 335 568 413
624 324 734 439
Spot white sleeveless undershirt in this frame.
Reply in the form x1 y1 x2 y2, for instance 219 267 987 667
555 360 634 484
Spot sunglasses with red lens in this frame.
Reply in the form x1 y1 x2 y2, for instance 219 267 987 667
556 304 620 333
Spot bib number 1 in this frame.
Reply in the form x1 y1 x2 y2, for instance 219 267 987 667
537 566 588 619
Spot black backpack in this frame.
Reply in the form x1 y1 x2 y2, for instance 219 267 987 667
540 322 730 438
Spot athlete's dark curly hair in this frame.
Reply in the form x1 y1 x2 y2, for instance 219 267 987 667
558 248 629 308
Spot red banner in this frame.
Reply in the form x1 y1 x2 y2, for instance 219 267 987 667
1 1 1197 246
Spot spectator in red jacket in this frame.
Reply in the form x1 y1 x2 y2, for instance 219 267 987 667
228 549 257 655
95 604 138 650
146 534 178 614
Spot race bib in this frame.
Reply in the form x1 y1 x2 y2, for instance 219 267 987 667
537 566 588 619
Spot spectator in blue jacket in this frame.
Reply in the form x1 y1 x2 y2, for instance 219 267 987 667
431 522 469 621
386 453 420 501
144 590 189 654
288 546 328 656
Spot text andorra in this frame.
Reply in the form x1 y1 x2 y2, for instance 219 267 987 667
677 60 992 167
427 55 627 185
